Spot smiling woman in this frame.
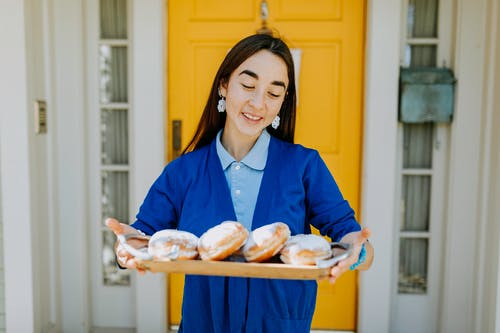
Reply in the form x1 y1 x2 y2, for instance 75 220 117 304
182 34 297 155
106 33 373 333
220 50 288 160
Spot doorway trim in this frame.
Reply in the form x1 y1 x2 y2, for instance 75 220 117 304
131 0 167 332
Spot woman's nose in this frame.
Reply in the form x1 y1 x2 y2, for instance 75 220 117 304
249 90 265 110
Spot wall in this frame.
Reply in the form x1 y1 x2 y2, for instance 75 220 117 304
0 0 36 331
478 0 500 329
491 84 500 333
358 0 401 331
439 1 491 332
131 1 167 331
49 0 90 331
489 5 500 332
24 0 58 330
0 157 4 331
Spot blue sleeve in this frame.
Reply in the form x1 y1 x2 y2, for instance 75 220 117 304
130 164 180 235
303 150 361 241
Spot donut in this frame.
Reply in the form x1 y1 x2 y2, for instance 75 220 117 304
148 229 199 261
198 221 249 261
280 234 332 265
242 222 291 262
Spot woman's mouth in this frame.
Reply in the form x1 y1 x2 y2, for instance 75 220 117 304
243 113 262 121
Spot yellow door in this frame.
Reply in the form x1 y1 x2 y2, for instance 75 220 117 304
166 0 365 330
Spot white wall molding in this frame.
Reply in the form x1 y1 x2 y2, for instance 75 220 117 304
494 8 500 329
0 0 35 331
24 0 58 330
130 0 166 332
50 0 90 331
440 1 488 332
358 1 401 332
475 0 500 331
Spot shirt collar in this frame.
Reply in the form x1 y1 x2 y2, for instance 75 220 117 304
216 129 270 171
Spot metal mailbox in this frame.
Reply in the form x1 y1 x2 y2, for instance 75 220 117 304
399 67 456 123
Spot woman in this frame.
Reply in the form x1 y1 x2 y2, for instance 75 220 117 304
107 33 373 333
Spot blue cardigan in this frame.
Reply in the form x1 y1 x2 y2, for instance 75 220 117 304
132 136 360 333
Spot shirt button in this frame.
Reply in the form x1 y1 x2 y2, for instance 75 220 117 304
235 189 241 195
235 164 241 170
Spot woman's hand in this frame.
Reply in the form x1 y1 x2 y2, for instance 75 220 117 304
328 227 373 284
105 218 149 274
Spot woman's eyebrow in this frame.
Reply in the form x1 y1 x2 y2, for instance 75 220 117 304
239 69 287 89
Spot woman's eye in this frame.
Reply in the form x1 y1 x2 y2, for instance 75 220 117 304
268 92 281 98
241 84 254 89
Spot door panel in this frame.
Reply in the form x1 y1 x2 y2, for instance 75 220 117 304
275 0 342 20
167 0 365 329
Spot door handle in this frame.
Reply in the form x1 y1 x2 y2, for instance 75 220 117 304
172 120 182 159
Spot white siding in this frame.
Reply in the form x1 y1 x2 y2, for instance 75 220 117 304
358 0 401 332
0 1 36 331
130 1 167 331
0 162 4 331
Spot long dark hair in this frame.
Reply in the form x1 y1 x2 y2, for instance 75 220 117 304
182 33 297 154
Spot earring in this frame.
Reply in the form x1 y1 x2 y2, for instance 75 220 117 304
271 115 280 129
217 90 226 113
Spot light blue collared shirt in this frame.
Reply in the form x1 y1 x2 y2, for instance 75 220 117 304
216 130 270 230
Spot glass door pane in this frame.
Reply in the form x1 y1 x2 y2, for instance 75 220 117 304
407 0 439 38
399 238 428 294
403 123 433 168
100 0 127 39
402 175 431 231
101 109 129 164
99 46 128 103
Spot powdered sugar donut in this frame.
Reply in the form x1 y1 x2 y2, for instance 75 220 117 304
280 234 332 265
242 222 291 262
198 221 249 261
148 229 199 260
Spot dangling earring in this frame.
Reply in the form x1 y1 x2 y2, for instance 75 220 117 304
217 89 226 113
271 115 280 129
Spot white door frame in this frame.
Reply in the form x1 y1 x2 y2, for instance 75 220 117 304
0 1 36 332
358 0 401 331
360 0 499 332
130 0 166 331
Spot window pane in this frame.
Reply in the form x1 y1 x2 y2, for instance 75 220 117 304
101 109 128 164
407 0 439 38
101 171 129 224
102 230 130 286
100 0 127 39
405 45 437 67
99 46 128 103
402 175 430 231
403 123 433 168
399 238 428 294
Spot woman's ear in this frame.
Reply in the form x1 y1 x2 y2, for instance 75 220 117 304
219 81 228 97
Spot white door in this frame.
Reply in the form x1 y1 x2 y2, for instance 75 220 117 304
391 0 454 332
86 1 165 331
87 0 135 328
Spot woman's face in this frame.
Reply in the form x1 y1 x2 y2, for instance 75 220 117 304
220 50 289 140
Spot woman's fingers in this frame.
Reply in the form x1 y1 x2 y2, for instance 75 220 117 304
106 217 149 272
329 263 349 284
105 217 121 232
116 253 146 273
327 227 372 284
360 227 371 243
105 218 137 235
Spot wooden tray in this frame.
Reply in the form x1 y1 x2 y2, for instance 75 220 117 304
126 239 351 280
136 259 331 280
